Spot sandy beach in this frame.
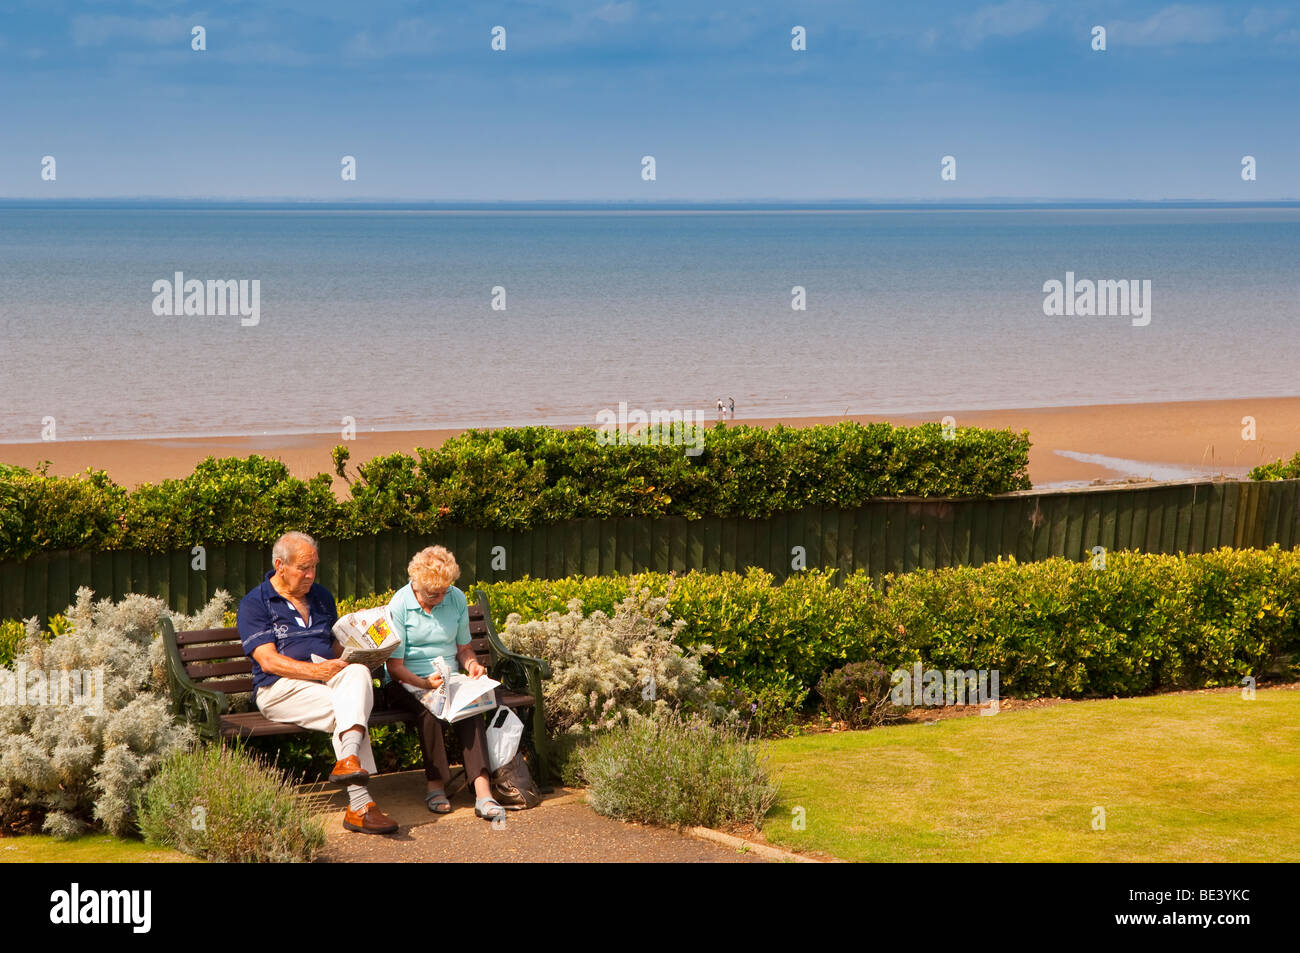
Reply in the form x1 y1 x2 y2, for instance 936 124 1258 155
1 395 1294 491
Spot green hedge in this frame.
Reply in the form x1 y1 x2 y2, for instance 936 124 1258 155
0 421 1031 560
334 546 1300 707
1250 451 1300 481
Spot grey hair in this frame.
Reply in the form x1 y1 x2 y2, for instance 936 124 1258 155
272 531 318 566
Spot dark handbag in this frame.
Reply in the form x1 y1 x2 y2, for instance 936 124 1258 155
490 751 542 810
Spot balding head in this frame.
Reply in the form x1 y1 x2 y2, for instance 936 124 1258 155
272 531 318 568
271 531 320 599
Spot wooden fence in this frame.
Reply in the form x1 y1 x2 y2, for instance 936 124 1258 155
4 478 1299 619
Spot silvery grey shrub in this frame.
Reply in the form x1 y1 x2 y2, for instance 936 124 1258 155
501 587 729 734
0 587 230 838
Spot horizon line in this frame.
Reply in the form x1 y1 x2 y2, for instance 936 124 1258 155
3 197 1298 207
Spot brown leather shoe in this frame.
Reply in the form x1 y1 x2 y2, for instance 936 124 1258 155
343 802 398 835
329 755 369 785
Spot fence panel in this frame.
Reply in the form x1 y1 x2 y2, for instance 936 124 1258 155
8 479 1300 618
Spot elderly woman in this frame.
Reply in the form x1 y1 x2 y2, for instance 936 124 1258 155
383 546 504 820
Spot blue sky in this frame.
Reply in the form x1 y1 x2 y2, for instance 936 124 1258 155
2 1 1298 200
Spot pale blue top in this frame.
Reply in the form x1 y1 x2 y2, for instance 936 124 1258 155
386 583 470 680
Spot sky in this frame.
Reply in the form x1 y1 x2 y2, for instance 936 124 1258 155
1 1 1298 200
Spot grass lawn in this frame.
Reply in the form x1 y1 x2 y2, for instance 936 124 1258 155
0 834 198 863
762 686 1300 862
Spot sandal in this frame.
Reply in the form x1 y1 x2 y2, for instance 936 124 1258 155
424 789 452 814
475 796 505 821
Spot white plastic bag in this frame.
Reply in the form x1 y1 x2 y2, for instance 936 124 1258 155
486 707 525 772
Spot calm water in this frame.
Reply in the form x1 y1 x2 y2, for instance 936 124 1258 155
1 203 1298 443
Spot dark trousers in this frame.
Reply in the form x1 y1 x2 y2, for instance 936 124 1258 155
384 680 490 788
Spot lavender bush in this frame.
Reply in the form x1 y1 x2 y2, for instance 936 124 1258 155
578 711 779 831
138 743 327 863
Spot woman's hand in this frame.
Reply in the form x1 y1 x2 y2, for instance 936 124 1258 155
424 672 444 690
464 658 487 679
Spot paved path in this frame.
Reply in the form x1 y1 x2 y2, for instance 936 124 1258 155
308 770 765 863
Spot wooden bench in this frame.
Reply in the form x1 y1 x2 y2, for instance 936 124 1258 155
159 590 555 782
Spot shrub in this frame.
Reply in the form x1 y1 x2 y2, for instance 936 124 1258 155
478 551 1300 706
0 463 129 560
881 549 1300 696
0 587 228 837
0 421 1031 559
122 456 343 551
137 743 327 862
348 422 1030 534
1249 454 1300 481
480 568 879 720
0 619 24 669
577 711 779 831
499 585 730 734
817 661 897 728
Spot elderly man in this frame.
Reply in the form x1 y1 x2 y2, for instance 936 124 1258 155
236 531 397 835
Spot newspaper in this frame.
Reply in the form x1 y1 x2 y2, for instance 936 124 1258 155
404 656 499 723
327 607 401 670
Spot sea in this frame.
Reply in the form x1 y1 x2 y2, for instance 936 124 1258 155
1 201 1297 444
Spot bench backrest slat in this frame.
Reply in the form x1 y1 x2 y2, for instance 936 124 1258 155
187 660 258 679
203 677 255 695
179 643 247 662
176 627 244 646
170 602 496 690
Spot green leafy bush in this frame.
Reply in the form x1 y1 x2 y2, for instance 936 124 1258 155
0 619 24 669
817 661 898 728
0 421 1030 559
122 456 343 551
349 422 1030 533
0 463 130 559
137 743 326 862
476 550 1300 709
1249 454 1300 481
577 711 779 831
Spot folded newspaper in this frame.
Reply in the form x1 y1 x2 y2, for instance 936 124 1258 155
404 656 499 723
328 607 401 670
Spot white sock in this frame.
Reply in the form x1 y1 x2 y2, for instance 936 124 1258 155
348 785 372 813
339 729 363 761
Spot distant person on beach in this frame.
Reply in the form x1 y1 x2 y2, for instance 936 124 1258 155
717 397 725 421
728 396 735 419
237 531 398 836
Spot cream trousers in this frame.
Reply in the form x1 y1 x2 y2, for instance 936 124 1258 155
255 663 378 775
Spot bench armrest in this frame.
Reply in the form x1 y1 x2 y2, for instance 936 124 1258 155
159 614 231 742
474 590 552 681
473 589 559 785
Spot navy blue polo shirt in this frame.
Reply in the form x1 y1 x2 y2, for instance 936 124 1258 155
237 571 339 699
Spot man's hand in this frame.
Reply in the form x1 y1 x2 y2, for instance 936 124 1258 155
252 643 352 684
315 658 350 682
